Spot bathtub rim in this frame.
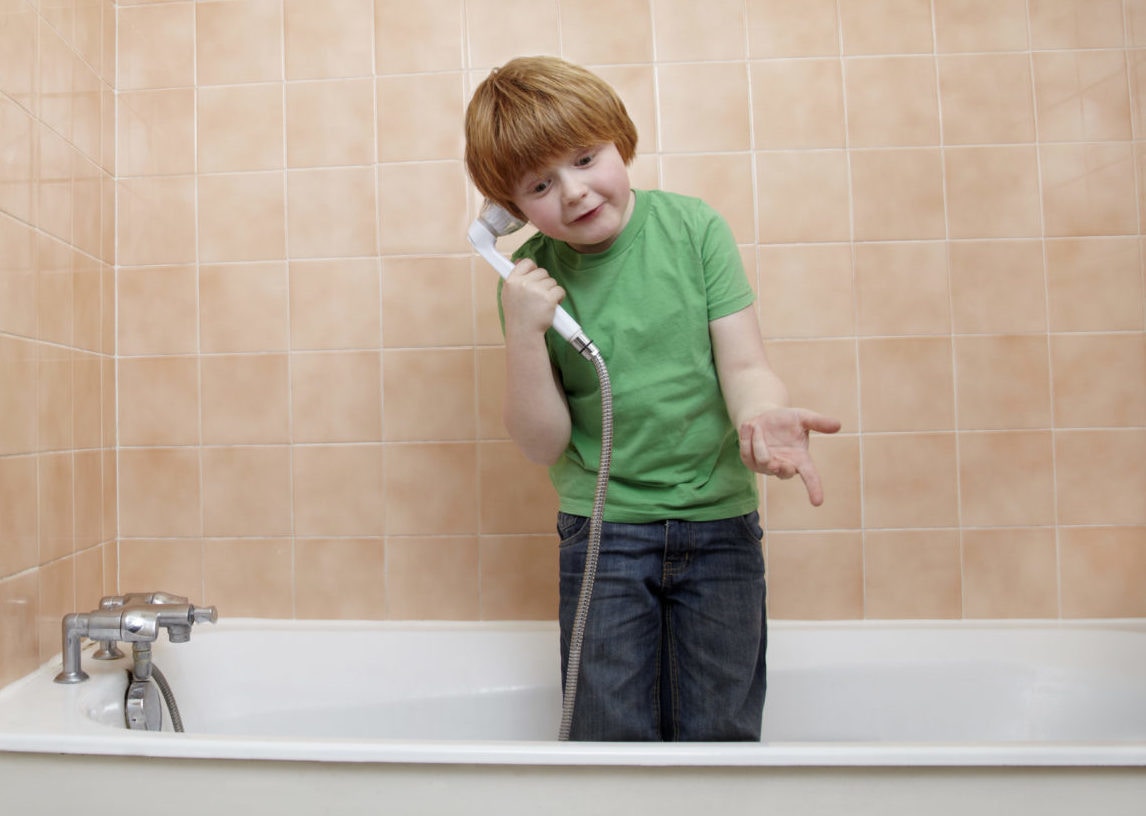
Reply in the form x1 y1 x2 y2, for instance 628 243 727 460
1 617 1144 769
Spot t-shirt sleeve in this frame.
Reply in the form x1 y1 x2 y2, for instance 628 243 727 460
697 203 755 321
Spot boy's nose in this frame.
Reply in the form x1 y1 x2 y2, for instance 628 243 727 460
558 174 588 204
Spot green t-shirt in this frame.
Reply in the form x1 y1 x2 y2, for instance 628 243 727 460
509 189 758 523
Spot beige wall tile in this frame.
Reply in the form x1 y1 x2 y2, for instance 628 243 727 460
376 73 464 163
387 536 480 620
862 433 959 528
290 258 381 350
375 0 463 74
845 56 939 147
465 0 559 71
1061 526 1146 618
852 149 945 241
294 538 386 619
118 265 199 356
756 151 851 243
199 262 290 353
382 349 476 442
0 214 36 338
767 531 864 619
954 335 1052 430
864 529 962 619
201 354 291 444
203 538 293 618
751 60 846 150
287 166 378 258
949 241 1047 334
0 338 38 456
838 0 933 55
478 441 559 535
963 528 1058 618
1055 430 1146 526
117 89 195 177
117 356 200 447
118 448 202 538
37 344 73 451
757 244 855 338
283 0 374 80
958 431 1055 527
945 146 1041 239
197 84 285 173
384 442 478 536
287 78 375 168
475 346 508 441
0 1 37 110
381 257 475 349
658 62 751 153
1041 143 1138 238
854 242 950 336
653 0 746 62
117 2 194 90
291 444 385 537
199 172 287 263
479 535 558 620
0 572 39 685
202 446 292 537
117 175 196 265
1047 238 1144 332
933 0 1029 52
938 54 1035 145
1051 333 1146 428
1028 0 1125 49
747 0 839 58
859 337 955 432
560 0 652 66
196 0 283 86
291 350 381 443
377 161 468 255
0 455 38 576
73 451 102 550
38 452 74 563
1033 51 1131 143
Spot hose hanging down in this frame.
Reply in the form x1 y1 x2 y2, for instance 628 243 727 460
558 347 613 742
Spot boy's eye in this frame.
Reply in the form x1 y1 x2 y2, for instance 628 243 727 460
529 179 551 195
575 152 595 167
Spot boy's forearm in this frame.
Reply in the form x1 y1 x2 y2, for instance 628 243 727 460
710 306 790 427
503 331 571 465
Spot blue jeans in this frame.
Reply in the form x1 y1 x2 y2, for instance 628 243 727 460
557 511 767 741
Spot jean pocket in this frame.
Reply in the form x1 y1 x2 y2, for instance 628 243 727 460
737 510 764 543
556 512 591 548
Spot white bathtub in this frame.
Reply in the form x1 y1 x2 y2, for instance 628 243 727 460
0 618 1144 816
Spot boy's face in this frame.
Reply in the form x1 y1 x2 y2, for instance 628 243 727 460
511 143 634 254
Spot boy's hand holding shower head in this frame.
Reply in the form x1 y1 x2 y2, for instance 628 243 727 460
467 200 598 359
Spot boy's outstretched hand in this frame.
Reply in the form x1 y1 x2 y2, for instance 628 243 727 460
738 409 842 506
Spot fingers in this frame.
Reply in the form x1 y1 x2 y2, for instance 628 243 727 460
797 463 826 507
798 409 842 436
738 423 795 479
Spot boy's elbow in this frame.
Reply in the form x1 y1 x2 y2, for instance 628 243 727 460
503 413 568 467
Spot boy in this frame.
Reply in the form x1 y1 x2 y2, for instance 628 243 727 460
464 56 840 741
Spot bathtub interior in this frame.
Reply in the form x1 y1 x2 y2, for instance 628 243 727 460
60 619 1146 744
1 618 1145 764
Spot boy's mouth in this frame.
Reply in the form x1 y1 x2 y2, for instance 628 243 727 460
570 204 603 225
